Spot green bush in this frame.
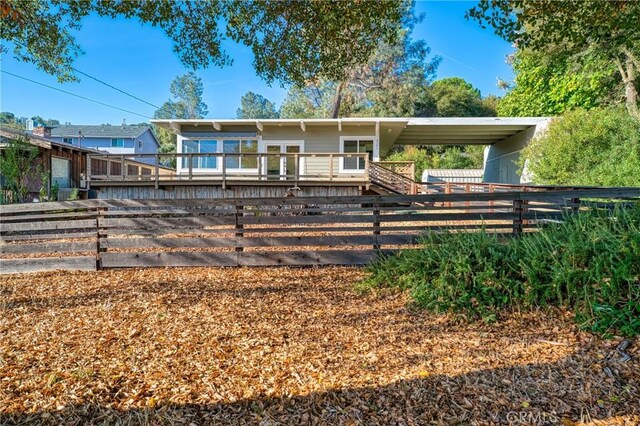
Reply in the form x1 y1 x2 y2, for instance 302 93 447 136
521 107 640 186
362 206 640 336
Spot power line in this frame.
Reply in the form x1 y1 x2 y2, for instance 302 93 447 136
1 70 153 119
72 67 161 109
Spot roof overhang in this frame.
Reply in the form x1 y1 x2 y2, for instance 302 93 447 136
395 117 549 146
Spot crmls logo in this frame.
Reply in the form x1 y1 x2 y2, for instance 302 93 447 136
506 411 559 425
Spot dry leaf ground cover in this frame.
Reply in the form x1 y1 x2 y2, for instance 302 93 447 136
1 267 638 425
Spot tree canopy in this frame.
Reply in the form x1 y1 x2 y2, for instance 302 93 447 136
497 50 620 117
236 92 279 119
2 0 405 86
467 0 640 116
430 77 496 117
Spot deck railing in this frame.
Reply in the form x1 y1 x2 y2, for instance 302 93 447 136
86 152 370 188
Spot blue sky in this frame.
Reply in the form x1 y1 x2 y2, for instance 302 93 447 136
0 1 514 125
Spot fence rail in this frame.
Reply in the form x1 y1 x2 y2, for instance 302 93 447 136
1 188 638 273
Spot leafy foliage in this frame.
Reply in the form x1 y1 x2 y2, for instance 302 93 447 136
430 78 496 117
363 206 640 336
467 0 640 116
0 137 42 203
236 92 279 119
2 0 404 86
497 50 621 117
521 107 640 186
386 145 486 180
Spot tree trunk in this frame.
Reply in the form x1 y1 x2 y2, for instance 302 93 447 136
617 54 639 118
331 81 346 118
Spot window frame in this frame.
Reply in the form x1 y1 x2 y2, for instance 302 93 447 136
111 138 125 147
177 136 262 174
339 136 375 173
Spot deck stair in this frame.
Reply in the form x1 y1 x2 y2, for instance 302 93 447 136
369 162 420 195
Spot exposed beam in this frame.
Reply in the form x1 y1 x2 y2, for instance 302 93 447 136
338 119 342 132
211 121 222 131
256 121 264 132
300 121 306 132
169 121 181 133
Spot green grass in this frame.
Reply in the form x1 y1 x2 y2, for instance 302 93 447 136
360 206 640 336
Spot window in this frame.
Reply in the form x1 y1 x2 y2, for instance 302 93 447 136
181 139 218 169
342 139 373 170
223 139 258 169
63 137 73 144
51 157 71 188
111 138 124 147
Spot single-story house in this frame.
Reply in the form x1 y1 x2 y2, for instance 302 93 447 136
49 123 160 164
85 117 549 199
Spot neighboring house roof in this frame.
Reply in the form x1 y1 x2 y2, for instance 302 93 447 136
0 127 101 154
51 125 151 139
422 169 484 183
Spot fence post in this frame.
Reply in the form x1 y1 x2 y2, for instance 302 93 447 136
235 204 244 254
96 205 106 270
155 153 159 189
373 203 380 250
571 197 580 213
121 155 126 181
513 198 523 236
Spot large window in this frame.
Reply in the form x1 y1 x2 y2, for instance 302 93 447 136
182 139 218 169
342 139 373 171
223 139 258 169
111 138 124 147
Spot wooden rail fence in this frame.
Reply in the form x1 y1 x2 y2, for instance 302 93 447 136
1 188 638 274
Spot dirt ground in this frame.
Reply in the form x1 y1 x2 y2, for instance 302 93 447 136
1 267 638 425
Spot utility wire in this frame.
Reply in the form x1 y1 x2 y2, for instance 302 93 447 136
1 70 152 119
72 67 161 109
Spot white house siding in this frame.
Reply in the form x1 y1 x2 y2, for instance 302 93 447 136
176 124 377 179
483 126 536 184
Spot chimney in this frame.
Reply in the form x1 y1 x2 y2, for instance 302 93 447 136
33 126 52 139
122 118 127 128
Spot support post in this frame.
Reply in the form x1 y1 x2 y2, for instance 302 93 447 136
121 155 125 181
329 154 334 181
188 154 193 181
235 205 244 253
513 199 523 236
154 153 159 190
373 203 381 250
86 155 91 190
222 153 226 190
295 153 299 185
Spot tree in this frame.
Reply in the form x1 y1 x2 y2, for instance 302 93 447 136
2 0 404 86
0 137 43 203
497 49 619 117
153 72 208 154
236 92 279 119
467 0 640 116
430 77 496 117
521 107 640 186
279 5 440 118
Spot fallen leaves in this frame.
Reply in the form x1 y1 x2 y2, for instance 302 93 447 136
0 267 638 425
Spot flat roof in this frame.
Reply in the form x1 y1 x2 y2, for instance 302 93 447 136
151 117 550 151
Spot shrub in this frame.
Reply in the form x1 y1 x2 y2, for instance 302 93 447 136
362 206 640 336
521 107 640 186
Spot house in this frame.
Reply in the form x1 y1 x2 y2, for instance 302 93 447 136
85 117 549 199
49 123 160 164
0 126 169 202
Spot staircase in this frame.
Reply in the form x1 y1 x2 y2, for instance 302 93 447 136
369 162 420 195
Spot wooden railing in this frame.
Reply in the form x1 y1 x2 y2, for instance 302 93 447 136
370 162 419 194
87 152 370 188
374 161 416 180
1 187 638 273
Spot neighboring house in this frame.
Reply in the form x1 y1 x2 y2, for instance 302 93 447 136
0 126 167 202
49 124 160 164
85 117 549 199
